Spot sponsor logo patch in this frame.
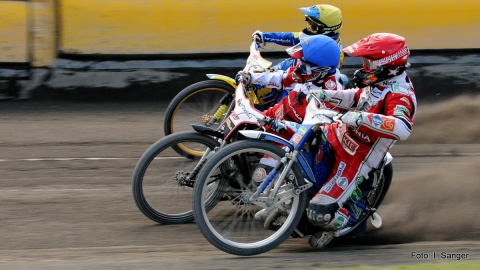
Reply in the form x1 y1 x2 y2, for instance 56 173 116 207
324 78 337 90
231 112 239 120
368 114 396 132
298 126 307 135
394 104 410 117
391 83 409 95
324 162 346 192
291 133 302 143
341 132 359 155
336 177 348 190
274 107 283 120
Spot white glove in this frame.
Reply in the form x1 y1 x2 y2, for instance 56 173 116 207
252 30 264 45
341 111 363 127
305 88 327 102
293 83 313 95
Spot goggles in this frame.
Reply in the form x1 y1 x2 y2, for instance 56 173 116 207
300 60 332 76
299 60 333 82
362 58 380 72
305 16 341 34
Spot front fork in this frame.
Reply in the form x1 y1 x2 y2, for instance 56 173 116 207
249 149 313 209
208 93 233 124
202 75 237 126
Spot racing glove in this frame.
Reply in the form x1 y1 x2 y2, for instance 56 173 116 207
267 118 286 134
252 30 264 45
235 71 251 85
341 111 363 127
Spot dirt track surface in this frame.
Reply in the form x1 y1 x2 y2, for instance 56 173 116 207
1 95 480 269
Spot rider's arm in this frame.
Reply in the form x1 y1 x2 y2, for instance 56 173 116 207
261 32 300 47
249 70 285 89
321 88 359 109
357 91 416 141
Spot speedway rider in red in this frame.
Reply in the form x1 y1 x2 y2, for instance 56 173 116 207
240 33 417 248
304 33 417 248
237 34 344 183
243 34 343 129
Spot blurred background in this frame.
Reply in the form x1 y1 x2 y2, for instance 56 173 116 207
1 0 479 100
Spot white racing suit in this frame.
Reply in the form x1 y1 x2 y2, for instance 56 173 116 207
306 72 417 230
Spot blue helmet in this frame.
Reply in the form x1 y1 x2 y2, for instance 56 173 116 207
286 35 340 79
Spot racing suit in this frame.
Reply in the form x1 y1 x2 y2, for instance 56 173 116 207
306 72 417 230
250 68 344 129
249 69 344 187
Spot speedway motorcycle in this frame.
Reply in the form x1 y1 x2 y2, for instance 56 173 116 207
132 43 279 224
191 83 393 256
162 41 276 157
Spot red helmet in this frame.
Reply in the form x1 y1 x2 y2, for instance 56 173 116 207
343 33 409 72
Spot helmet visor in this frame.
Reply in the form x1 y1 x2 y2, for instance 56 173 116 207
362 57 379 72
286 43 304 59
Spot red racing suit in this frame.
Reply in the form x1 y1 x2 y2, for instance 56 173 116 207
250 68 345 138
307 72 417 230
248 69 344 183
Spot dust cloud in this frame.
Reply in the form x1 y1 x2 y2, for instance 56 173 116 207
348 94 480 245
370 156 480 244
408 94 480 144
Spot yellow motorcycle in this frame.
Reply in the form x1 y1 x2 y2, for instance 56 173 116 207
163 41 277 157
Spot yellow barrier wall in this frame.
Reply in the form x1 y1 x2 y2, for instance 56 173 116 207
60 0 480 54
1 0 479 65
0 1 28 62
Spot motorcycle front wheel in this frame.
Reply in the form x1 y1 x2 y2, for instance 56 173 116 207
163 80 234 157
132 132 220 224
193 140 307 256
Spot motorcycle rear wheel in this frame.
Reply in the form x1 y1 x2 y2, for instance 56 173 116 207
163 80 234 157
193 140 307 256
132 132 220 224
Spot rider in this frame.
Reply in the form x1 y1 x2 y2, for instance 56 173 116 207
252 4 344 70
249 4 347 108
236 34 343 189
241 32 417 249
303 33 417 248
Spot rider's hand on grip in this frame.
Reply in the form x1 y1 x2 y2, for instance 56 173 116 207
267 118 287 134
306 89 327 102
341 111 363 127
235 71 251 85
252 30 264 45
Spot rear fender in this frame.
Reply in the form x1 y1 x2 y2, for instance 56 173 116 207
206 74 236 88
